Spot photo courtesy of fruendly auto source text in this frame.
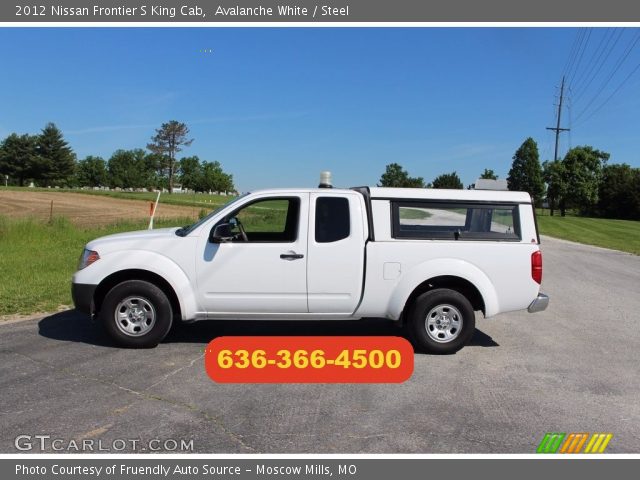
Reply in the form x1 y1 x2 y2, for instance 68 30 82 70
0 1 639 479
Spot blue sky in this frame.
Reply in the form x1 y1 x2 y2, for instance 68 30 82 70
0 27 639 191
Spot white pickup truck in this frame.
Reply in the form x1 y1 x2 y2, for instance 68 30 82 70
72 185 548 353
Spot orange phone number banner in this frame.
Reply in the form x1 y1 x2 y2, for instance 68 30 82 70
205 336 414 383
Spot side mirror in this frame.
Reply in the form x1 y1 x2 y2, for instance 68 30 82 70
210 223 233 243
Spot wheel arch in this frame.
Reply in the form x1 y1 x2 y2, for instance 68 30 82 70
403 276 485 320
94 269 182 321
386 258 500 321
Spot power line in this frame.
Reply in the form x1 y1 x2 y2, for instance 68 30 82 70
570 28 615 97
573 30 640 123
574 60 640 127
572 29 625 103
567 28 592 90
563 29 585 79
570 28 613 93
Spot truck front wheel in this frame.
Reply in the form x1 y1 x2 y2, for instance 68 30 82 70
99 280 173 348
409 288 475 354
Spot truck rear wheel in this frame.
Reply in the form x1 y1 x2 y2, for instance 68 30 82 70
99 280 173 348
409 288 475 354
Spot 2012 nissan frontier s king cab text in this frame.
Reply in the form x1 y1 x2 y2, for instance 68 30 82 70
71 184 549 354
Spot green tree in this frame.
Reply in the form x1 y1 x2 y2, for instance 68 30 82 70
597 163 639 220
108 149 154 189
147 121 193 193
378 163 425 188
143 152 167 185
36 122 76 186
542 160 566 216
76 156 107 187
179 156 203 191
200 161 235 193
142 152 165 190
432 171 463 189
0 133 37 186
507 138 545 206
480 168 498 180
559 146 609 216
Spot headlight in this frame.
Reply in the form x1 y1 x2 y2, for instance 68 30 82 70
78 248 100 270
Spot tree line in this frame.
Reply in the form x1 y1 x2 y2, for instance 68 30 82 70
378 137 640 220
508 137 639 220
378 164 498 190
378 163 465 190
0 121 235 194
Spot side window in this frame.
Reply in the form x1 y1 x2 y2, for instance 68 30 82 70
315 197 350 243
225 197 299 242
393 202 520 240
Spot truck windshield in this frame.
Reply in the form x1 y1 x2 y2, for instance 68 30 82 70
175 193 249 237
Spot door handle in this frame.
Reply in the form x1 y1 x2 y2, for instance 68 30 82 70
280 252 304 260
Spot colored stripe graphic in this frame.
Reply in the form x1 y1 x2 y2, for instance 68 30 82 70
584 433 613 453
537 433 613 453
559 433 589 453
537 433 566 453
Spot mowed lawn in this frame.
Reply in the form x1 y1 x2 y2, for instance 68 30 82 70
537 215 640 255
0 216 192 317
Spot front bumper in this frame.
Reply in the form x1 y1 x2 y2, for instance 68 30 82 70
527 293 549 313
71 282 97 316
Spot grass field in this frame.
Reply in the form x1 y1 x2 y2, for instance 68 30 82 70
1 186 233 209
0 189 217 227
537 215 640 255
0 216 193 317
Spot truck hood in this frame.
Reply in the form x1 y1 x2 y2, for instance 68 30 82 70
86 227 180 251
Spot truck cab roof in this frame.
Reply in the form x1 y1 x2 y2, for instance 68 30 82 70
248 187 533 204
367 187 532 203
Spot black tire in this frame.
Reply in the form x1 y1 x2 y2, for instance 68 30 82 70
409 288 475 354
99 280 173 348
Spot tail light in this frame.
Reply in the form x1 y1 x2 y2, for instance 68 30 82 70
531 250 542 284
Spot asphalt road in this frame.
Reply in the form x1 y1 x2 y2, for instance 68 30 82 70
1 236 639 453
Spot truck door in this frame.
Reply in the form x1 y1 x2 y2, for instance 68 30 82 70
196 193 309 314
307 192 366 314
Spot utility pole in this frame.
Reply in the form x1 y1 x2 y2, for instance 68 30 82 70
546 76 571 161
